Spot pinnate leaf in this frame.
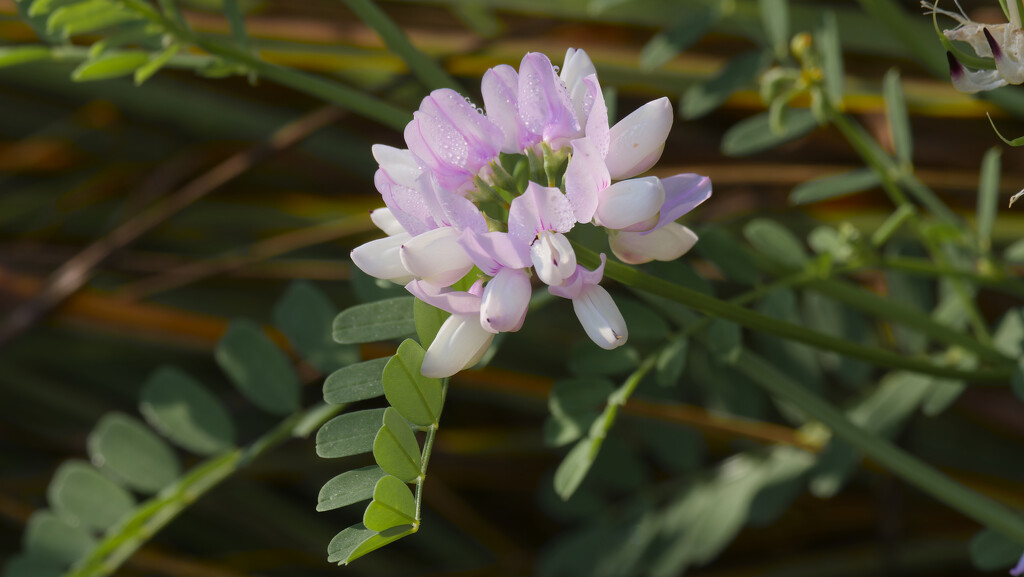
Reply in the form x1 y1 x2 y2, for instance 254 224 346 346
333 297 416 344
140 366 235 455
327 523 414 565
87 412 181 493
215 319 300 415
362 475 416 531
383 340 443 426
316 408 386 458
47 461 134 530
323 358 388 405
317 465 387 512
373 408 422 482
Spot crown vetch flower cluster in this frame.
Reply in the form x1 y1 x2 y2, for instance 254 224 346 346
351 49 711 378
926 0 1024 93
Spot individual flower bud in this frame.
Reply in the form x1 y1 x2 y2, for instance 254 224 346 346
531 230 577 286
404 89 504 192
350 232 414 284
482 64 525 154
480 268 531 333
604 97 673 180
370 207 406 236
399 227 474 287
421 313 495 378
594 176 665 231
609 223 698 264
572 284 627 350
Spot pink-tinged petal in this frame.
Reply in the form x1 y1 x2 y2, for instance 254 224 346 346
1010 551 1024 577
369 207 406 236
351 232 414 284
415 172 487 233
582 75 609 157
605 97 673 179
375 169 434 236
560 48 597 128
459 229 532 276
610 223 698 264
508 182 576 246
518 52 580 148
548 254 606 300
530 230 577 286
480 268 531 333
649 173 712 231
405 280 481 316
595 176 665 231
404 89 503 191
572 284 628 350
564 137 607 223
399 227 474 287
482 64 524 153
372 145 421 189
420 313 495 377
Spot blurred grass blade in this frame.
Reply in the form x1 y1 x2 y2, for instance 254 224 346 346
790 167 881 205
817 11 844 104
883 68 912 167
341 0 461 92
134 44 179 85
758 0 789 59
0 45 52 68
680 50 767 120
977 146 1002 254
639 5 716 71
721 108 817 157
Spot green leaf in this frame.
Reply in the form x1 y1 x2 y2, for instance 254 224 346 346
758 0 788 59
1 553 64 577
316 408 386 458
89 21 160 57
977 146 1002 254
721 108 818 157
215 319 300 415
1005 238 1024 263
870 204 916 247
567 341 640 377
87 413 181 493
970 527 1024 571
71 51 150 82
47 461 135 530
743 218 809 269
413 297 448 350
327 523 414 565
23 510 95 566
273 280 358 374
693 226 760 284
0 46 51 68
553 435 603 500
317 465 387 512
705 319 741 365
883 68 913 166
139 366 236 455
323 358 388 405
817 11 843 104
28 0 88 17
655 335 689 387
48 0 138 38
639 6 716 71
681 50 766 120
333 297 416 344
362 475 416 532
789 167 881 205
372 408 422 482
134 44 179 85
994 309 1024 356
382 340 443 427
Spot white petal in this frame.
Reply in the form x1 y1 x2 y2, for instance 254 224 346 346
610 223 698 264
560 48 597 128
530 231 577 286
400 227 474 287
369 208 406 236
350 232 413 283
572 285 627 350
421 314 495 378
604 97 673 180
480 268 531 333
594 176 665 231
371 145 422 189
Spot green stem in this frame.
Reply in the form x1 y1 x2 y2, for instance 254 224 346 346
575 244 1010 382
413 378 448 529
341 0 462 93
735 350 1024 545
66 403 339 577
880 255 1024 299
112 0 412 131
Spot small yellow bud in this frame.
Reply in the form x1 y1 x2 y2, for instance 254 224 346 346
791 33 813 58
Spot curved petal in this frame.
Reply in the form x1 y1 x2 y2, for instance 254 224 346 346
518 52 580 148
610 223 698 264
595 176 665 231
399 227 474 287
459 228 532 276
421 313 495 378
405 279 481 316
369 207 407 236
563 137 607 223
605 97 673 179
572 284 628 350
560 48 597 128
482 64 524 153
507 182 576 246
350 232 413 283
531 231 577 287
480 267 531 333
548 254 605 300
582 75 609 157
650 174 712 231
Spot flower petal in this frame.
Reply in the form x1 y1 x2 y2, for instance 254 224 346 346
399 227 474 287
480 268 531 333
482 64 525 154
421 313 495 378
459 228 532 275
370 207 406 236
610 223 698 264
530 231 577 286
572 284 627 350
595 176 665 231
518 52 581 148
560 48 597 128
405 279 481 316
507 182 576 246
350 232 414 283
650 173 712 231
605 97 673 179
563 137 608 223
